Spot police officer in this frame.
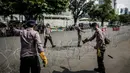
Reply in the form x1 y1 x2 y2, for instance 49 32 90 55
74 23 85 47
43 23 56 48
13 20 48 73
82 23 106 73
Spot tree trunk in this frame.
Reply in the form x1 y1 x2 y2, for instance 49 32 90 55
10 15 13 20
101 19 104 27
73 17 81 46
74 17 77 26
43 15 45 25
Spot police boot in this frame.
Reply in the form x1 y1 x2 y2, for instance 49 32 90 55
94 68 101 72
52 45 56 48
100 71 105 73
77 45 82 47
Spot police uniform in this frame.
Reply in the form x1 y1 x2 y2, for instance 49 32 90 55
74 26 83 47
83 27 106 73
43 24 55 48
13 20 45 73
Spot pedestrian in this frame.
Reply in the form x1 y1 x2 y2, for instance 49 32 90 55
74 23 85 47
13 20 48 73
82 23 106 73
43 23 56 48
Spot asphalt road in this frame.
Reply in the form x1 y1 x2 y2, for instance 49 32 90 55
0 26 130 73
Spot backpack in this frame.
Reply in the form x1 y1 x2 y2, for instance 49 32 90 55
100 29 110 45
97 28 111 45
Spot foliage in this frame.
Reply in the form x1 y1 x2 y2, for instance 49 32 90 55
88 4 99 21
0 0 69 20
0 0 14 16
88 0 115 27
119 14 130 24
69 0 94 25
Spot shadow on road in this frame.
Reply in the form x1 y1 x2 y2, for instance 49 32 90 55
52 66 96 73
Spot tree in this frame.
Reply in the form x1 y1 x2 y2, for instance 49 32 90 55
98 0 114 27
88 0 114 27
88 4 99 21
119 14 130 24
109 12 119 24
69 0 94 47
0 0 14 16
69 0 94 25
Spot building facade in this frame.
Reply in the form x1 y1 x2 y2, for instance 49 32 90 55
116 4 129 15
98 0 117 9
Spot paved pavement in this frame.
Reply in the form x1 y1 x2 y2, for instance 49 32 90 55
0 26 130 73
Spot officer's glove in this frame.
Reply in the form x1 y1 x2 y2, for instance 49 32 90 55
39 52 48 67
82 38 89 44
97 48 101 57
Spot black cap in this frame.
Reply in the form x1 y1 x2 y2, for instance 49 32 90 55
26 20 36 27
91 23 98 27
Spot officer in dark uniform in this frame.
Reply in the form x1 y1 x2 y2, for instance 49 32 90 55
82 23 106 73
74 24 85 47
43 23 56 48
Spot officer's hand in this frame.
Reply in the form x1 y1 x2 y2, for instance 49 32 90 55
40 52 48 67
94 46 97 50
82 38 89 44
82 40 86 44
42 56 48 67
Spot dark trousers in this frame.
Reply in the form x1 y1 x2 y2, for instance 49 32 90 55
97 49 105 73
78 35 81 46
44 36 54 47
20 56 40 73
